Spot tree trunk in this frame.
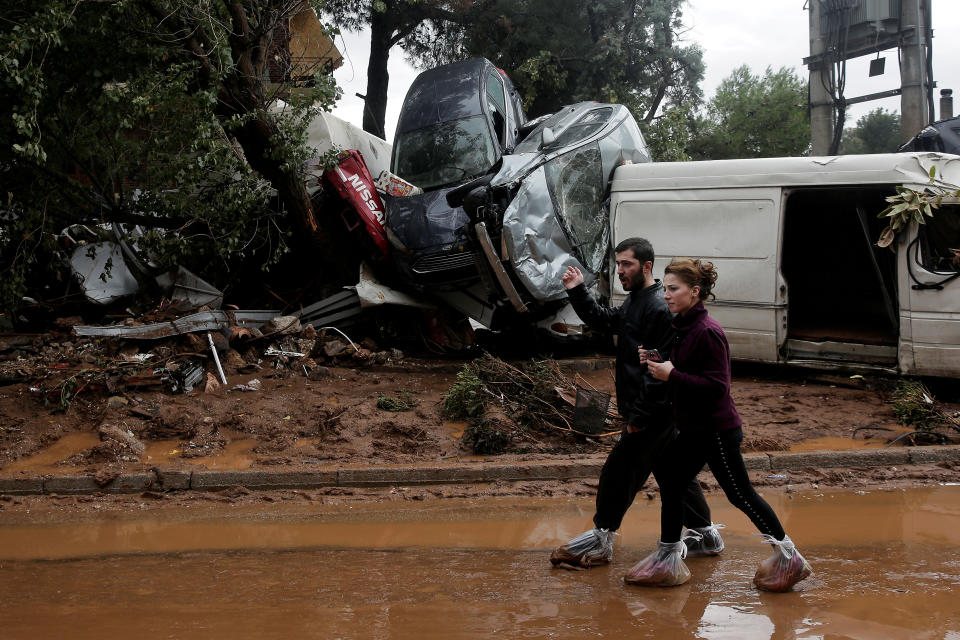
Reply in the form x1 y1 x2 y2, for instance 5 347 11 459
216 5 347 269
363 9 392 140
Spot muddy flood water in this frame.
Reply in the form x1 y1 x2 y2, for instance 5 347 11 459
1 487 959 639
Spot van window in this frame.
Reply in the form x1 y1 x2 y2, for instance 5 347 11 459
545 143 605 271
919 205 960 272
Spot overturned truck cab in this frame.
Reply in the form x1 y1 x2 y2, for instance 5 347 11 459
609 152 960 378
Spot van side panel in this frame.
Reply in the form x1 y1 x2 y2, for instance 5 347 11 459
611 188 784 362
900 224 960 377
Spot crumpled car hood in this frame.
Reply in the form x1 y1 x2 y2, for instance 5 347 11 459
385 190 471 251
501 165 591 303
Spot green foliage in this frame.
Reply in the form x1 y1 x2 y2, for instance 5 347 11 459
841 108 901 155
687 65 809 160
441 365 486 421
414 0 704 124
443 354 585 455
443 362 513 454
462 421 512 455
0 0 343 316
875 166 960 249
376 390 418 412
641 103 695 162
891 379 948 431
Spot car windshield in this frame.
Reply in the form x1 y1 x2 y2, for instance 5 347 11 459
545 142 606 272
393 115 497 190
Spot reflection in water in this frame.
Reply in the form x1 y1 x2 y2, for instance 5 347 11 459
699 604 774 639
1 488 959 639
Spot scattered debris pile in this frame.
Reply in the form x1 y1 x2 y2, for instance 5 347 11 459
886 379 960 445
0 312 404 416
0 302 419 470
442 353 617 454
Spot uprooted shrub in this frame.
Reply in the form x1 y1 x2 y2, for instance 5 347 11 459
889 379 960 445
442 353 599 454
376 391 417 412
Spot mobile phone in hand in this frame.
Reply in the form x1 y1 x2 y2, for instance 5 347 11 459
642 348 661 362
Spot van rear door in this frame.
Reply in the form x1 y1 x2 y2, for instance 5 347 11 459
611 187 784 362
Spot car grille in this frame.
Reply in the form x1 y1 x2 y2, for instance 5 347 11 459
411 251 478 274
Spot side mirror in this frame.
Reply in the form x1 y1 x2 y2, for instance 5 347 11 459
540 127 556 149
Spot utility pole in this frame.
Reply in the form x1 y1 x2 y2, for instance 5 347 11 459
808 1 833 156
899 0 931 143
805 0 934 154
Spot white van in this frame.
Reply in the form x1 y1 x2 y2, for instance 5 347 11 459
609 152 960 378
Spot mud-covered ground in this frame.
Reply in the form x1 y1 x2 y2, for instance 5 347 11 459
1 325 959 515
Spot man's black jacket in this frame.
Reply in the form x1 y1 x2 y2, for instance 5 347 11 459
566 280 674 428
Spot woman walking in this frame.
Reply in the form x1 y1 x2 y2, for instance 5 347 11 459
627 258 812 592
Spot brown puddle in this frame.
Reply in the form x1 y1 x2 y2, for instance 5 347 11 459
1 432 99 473
789 427 913 452
182 436 259 470
1 487 960 639
2 430 265 473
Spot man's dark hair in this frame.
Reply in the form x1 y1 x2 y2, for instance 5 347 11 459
614 237 655 265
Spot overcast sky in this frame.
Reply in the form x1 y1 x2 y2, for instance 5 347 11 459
330 1 960 142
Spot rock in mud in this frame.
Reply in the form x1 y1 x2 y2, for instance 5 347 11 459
98 423 146 456
262 316 301 336
323 340 348 358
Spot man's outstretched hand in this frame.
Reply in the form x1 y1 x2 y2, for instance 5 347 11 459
561 266 584 290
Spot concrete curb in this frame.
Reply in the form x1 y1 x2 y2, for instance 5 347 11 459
1 445 957 497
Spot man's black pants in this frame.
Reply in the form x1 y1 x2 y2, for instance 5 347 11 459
593 424 713 532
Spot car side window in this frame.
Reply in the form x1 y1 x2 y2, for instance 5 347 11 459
919 204 960 272
545 143 606 272
486 71 507 147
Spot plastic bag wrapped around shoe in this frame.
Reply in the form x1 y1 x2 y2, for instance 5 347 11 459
683 523 726 557
550 528 615 568
623 540 690 587
753 534 812 592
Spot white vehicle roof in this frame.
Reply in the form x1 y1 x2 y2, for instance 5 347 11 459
612 152 960 192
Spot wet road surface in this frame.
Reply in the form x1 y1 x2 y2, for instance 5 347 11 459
1 486 959 639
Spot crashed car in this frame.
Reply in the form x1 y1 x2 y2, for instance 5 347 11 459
899 116 960 154
441 101 652 330
384 58 528 289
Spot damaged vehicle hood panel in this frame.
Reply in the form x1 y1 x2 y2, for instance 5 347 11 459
385 190 471 252
485 102 651 304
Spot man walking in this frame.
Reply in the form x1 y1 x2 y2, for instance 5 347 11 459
550 237 723 568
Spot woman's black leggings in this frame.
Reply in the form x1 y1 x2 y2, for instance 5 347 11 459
657 427 785 543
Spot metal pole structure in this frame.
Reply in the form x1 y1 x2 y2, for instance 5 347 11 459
900 0 930 143
809 1 834 155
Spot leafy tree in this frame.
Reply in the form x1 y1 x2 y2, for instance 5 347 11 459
643 103 696 162
687 65 809 160
426 0 704 127
1 1 347 316
841 108 901 155
323 0 468 138
326 0 703 148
